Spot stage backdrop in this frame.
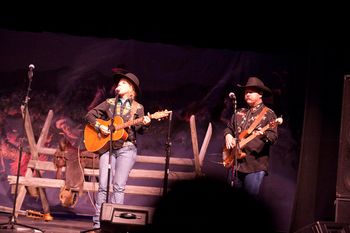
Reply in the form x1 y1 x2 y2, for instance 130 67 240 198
0 29 302 232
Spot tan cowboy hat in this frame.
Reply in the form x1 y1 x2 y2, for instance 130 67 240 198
112 68 141 96
237 76 272 96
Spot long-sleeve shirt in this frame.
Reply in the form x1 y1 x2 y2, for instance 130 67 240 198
85 98 148 152
224 103 278 173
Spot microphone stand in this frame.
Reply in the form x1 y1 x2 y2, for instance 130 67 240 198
162 111 173 196
230 97 240 187
106 92 119 203
0 66 44 232
81 92 119 233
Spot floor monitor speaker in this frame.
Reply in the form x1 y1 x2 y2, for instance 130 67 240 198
100 203 154 233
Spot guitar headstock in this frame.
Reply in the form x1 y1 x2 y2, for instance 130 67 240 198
150 110 172 121
269 117 283 128
275 117 283 125
265 117 283 130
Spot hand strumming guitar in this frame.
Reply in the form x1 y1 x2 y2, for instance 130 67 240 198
94 121 110 135
98 124 110 135
225 134 236 150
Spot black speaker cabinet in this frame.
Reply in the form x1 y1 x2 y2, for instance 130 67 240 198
334 75 350 224
294 221 350 233
100 203 154 233
336 75 350 199
335 198 350 223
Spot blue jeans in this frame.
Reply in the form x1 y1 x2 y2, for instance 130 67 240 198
93 144 137 228
229 170 266 197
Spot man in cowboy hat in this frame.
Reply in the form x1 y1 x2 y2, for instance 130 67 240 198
223 76 279 198
85 68 151 230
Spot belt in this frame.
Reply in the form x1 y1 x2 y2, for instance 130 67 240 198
122 141 134 147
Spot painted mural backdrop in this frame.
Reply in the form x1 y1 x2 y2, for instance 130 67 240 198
0 29 301 232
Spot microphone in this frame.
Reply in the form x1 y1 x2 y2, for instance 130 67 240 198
28 64 35 81
115 87 120 95
229 92 236 99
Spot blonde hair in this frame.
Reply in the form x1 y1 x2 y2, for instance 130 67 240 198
129 87 136 100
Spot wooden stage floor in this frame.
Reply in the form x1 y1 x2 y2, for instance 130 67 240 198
0 212 95 233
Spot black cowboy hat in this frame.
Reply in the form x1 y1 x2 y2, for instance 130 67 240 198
111 67 141 96
237 76 272 96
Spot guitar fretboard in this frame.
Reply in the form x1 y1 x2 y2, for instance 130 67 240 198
114 113 161 130
115 117 144 130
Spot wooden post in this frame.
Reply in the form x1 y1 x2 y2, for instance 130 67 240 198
198 122 212 167
14 108 55 216
189 115 202 176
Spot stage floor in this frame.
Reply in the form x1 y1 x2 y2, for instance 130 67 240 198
0 212 94 233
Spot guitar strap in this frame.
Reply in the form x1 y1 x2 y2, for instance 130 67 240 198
130 100 140 120
244 106 268 136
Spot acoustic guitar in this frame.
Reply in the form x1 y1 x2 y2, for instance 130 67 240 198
84 110 172 153
222 117 283 168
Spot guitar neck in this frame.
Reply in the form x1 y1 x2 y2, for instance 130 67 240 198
239 123 271 149
110 111 170 131
115 117 144 130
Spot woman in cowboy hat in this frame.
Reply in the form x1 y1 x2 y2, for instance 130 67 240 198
85 68 151 230
223 76 279 198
